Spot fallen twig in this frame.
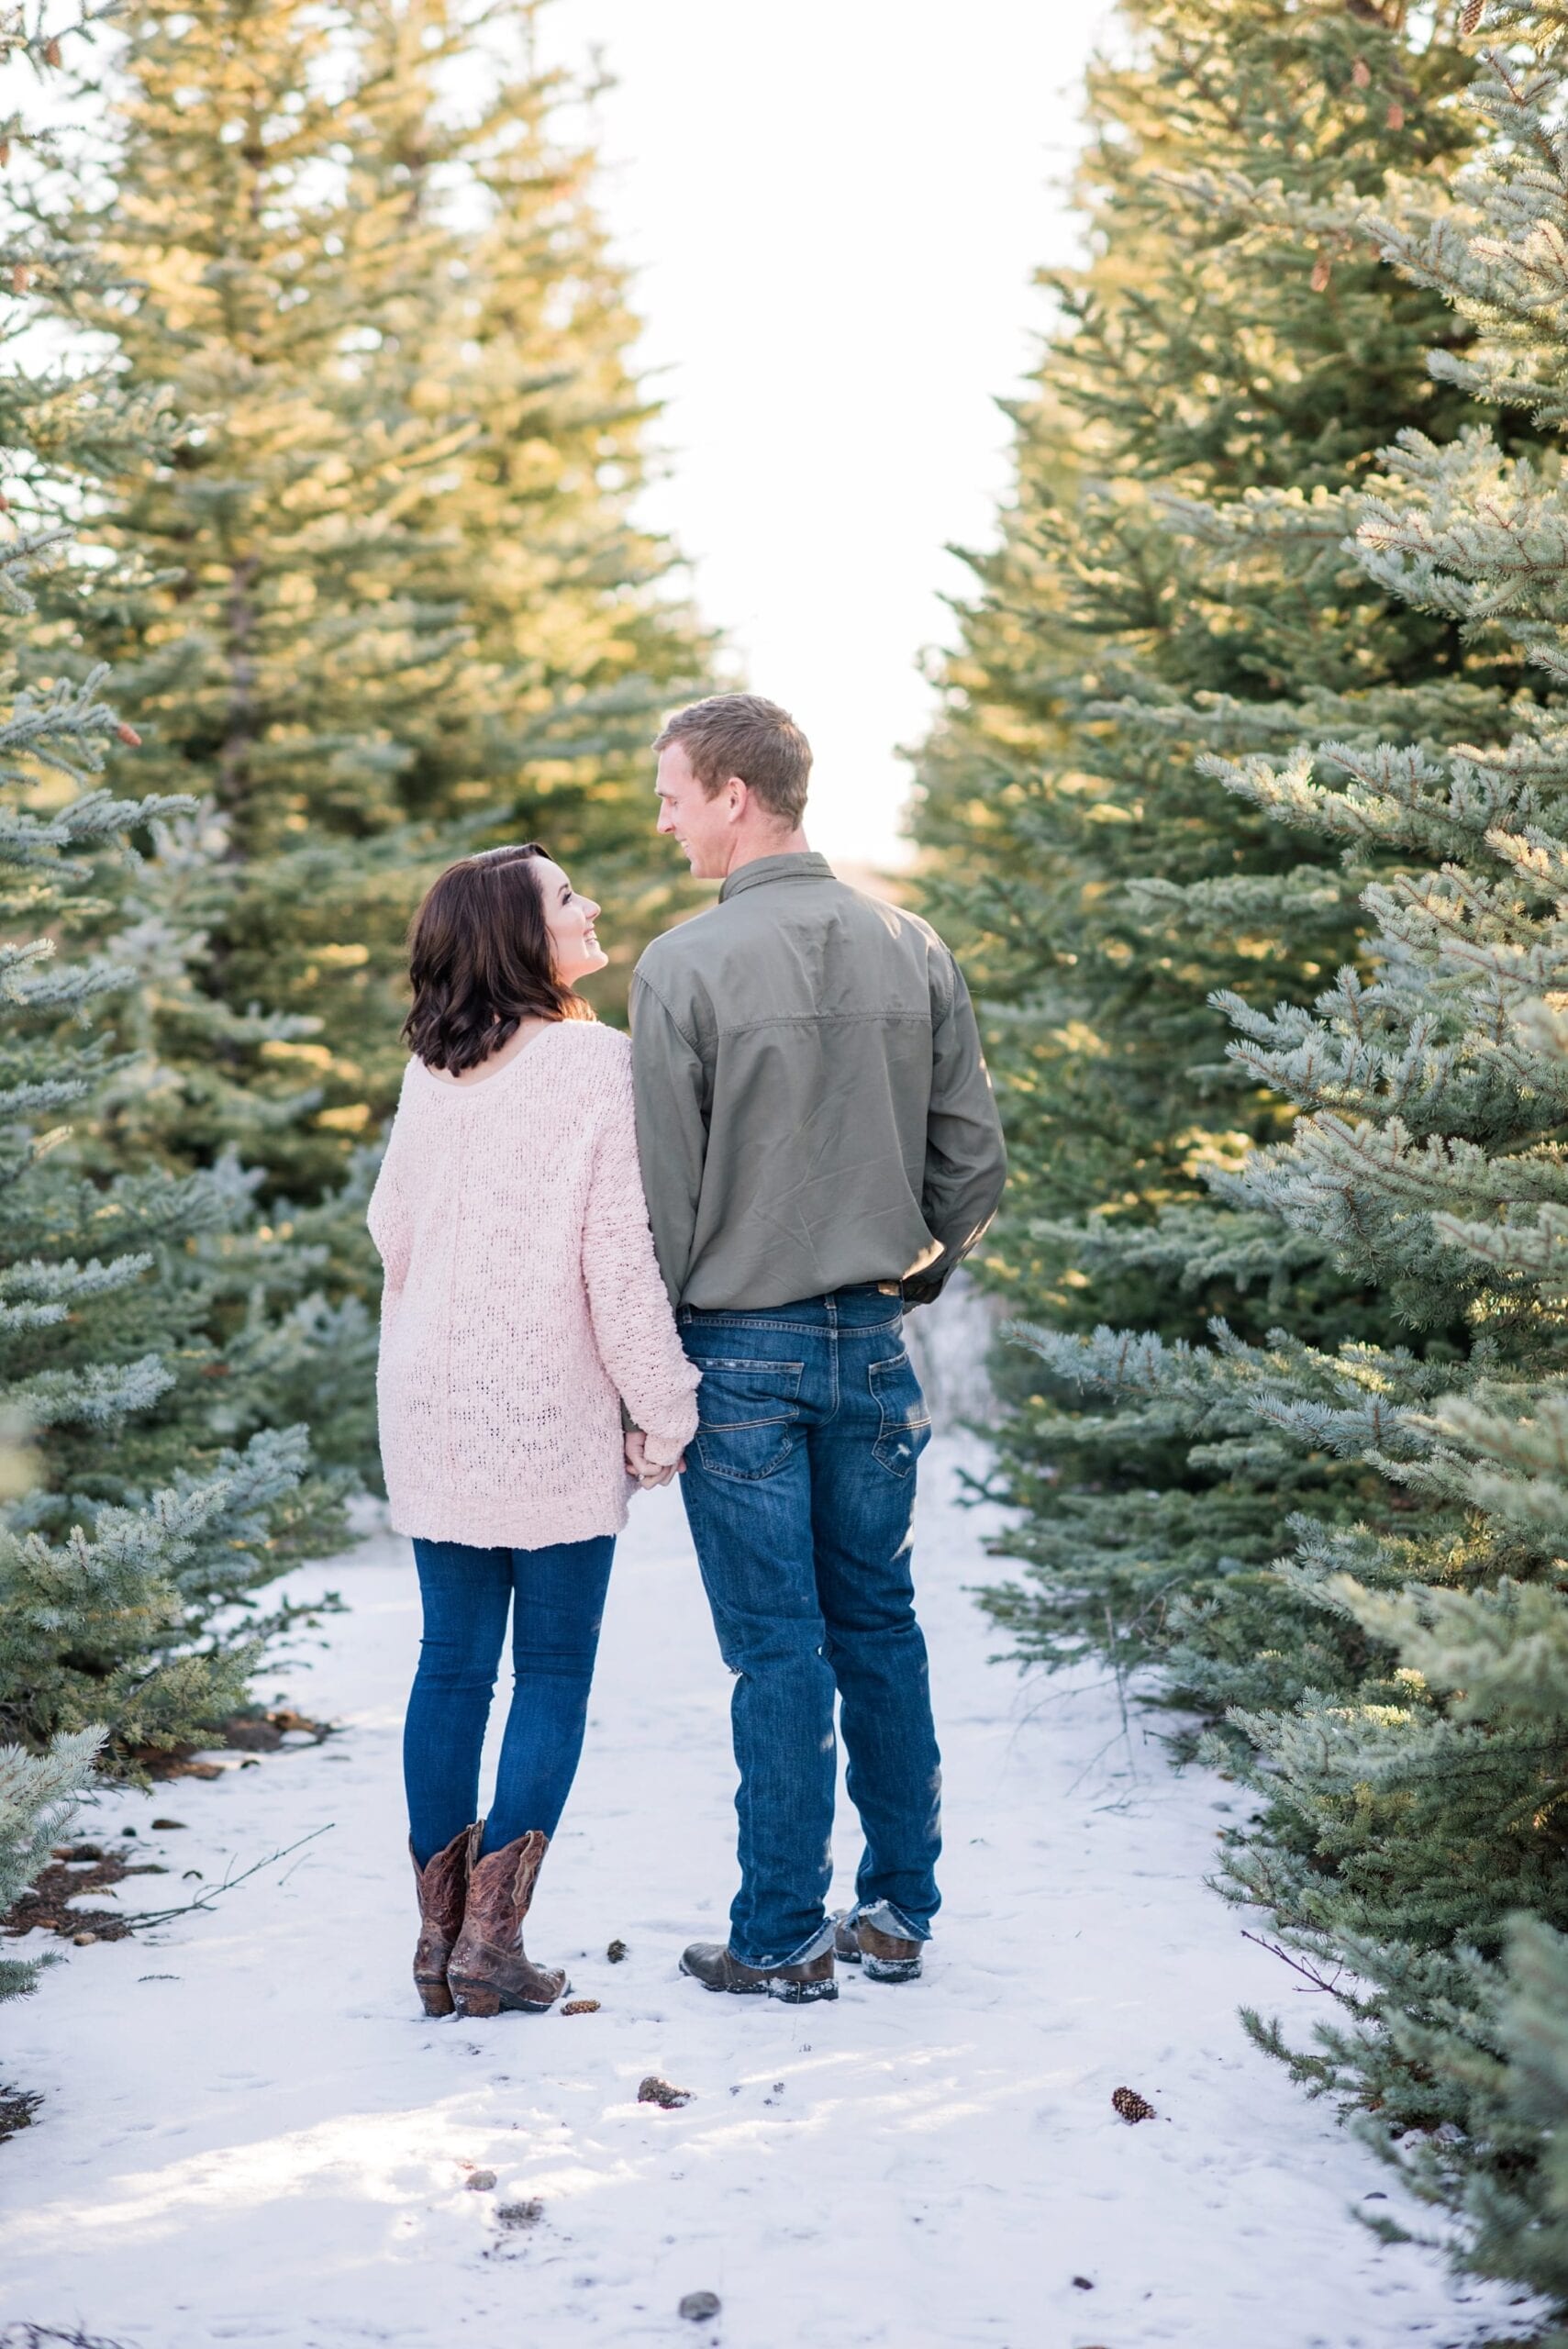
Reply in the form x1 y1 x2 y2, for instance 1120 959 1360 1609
125 1825 333 1930
0 2328 136 2349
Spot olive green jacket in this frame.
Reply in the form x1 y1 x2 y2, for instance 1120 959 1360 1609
628 851 1006 1311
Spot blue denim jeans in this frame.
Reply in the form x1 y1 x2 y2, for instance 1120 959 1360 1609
678 1285 940 1969
404 1534 615 1868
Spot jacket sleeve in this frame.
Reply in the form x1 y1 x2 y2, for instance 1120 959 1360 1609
366 1098 415 1312
628 968 708 1311
582 1046 701 1466
907 952 1007 1307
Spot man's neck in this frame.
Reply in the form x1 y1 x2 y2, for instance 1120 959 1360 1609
719 829 811 879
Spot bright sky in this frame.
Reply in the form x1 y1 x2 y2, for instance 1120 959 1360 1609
535 0 1117 868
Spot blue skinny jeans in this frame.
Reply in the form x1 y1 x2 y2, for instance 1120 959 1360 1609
404 1534 615 1868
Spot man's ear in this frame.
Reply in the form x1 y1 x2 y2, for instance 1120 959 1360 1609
725 776 748 823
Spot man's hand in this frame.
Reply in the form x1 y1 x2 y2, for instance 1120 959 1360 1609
624 1428 684 1488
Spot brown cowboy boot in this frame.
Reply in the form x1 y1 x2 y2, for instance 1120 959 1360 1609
680 1940 838 2003
833 1910 925 1983
446 1829 568 2017
410 1822 478 2018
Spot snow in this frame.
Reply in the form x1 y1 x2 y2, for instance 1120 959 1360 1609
0 1409 1535 2345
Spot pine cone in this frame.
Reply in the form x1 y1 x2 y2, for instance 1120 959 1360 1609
639 2075 692 2109
1112 2085 1156 2123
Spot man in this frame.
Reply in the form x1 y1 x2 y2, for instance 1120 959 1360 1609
628 693 1006 2003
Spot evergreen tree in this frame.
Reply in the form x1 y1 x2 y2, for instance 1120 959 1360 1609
25 0 475 1203
912 0 1490 1680
346 0 709 920
995 0 1568 2301
0 6 330 2004
0 1728 99 2003
30 0 706 1216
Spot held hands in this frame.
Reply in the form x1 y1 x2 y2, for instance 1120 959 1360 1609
624 1428 685 1489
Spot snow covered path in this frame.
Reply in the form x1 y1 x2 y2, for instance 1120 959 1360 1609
0 1442 1528 2349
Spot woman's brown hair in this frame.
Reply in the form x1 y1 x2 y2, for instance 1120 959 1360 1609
403 843 590 1074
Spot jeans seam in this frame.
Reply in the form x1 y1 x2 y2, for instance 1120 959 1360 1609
682 1313 829 1333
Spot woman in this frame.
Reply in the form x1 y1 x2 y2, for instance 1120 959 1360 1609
367 843 698 2021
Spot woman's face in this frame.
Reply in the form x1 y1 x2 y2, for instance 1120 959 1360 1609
536 858 607 985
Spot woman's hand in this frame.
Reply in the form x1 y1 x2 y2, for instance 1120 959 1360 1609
624 1429 684 1488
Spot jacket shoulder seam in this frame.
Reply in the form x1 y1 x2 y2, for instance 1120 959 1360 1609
631 967 703 1054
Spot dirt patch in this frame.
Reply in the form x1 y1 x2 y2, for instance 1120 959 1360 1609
495 2199 544 2231
0 1847 169 1945
126 1706 334 1779
219 1706 332 1753
0 2085 41 2142
139 1755 227 1782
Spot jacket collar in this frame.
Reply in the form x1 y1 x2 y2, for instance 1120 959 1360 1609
718 850 833 904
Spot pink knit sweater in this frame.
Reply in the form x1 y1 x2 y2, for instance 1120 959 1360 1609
366 1021 699 1549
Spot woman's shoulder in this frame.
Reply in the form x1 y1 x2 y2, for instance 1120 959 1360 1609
389 1054 427 1113
557 1019 631 1070
399 1021 626 1096
553 1023 634 1126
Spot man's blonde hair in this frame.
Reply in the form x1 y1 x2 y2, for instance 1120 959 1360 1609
653 693 812 828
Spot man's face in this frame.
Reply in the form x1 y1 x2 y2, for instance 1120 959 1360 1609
655 740 736 880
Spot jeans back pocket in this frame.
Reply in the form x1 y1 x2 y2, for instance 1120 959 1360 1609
868 1353 932 1477
695 1359 806 1482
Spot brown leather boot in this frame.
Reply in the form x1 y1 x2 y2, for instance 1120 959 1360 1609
680 1940 838 2003
410 1822 478 2018
446 1829 567 2018
833 1911 924 1983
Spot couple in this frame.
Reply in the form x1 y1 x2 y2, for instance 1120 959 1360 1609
368 693 1006 2021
